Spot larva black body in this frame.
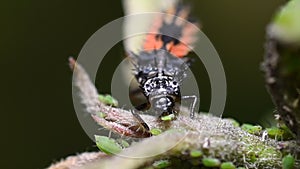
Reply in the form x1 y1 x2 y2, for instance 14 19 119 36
128 3 198 133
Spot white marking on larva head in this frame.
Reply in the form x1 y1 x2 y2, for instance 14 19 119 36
138 77 143 83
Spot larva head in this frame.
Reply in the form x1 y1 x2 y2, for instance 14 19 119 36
139 70 181 116
142 73 180 97
130 50 188 116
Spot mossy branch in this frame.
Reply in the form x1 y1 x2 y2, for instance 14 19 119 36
263 0 300 142
47 58 299 169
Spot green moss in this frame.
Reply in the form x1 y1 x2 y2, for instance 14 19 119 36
247 151 257 163
261 147 278 156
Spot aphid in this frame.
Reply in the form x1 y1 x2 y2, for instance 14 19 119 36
128 3 199 133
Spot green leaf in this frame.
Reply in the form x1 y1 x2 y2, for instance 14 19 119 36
271 0 300 43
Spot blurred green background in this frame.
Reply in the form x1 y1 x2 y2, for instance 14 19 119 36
0 0 287 168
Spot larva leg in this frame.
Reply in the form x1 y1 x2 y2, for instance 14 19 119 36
181 95 197 119
130 110 151 134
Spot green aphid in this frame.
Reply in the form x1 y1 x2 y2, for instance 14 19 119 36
225 118 240 127
150 128 162 136
266 125 295 140
95 135 122 155
98 94 118 107
190 150 203 158
220 162 236 169
152 160 171 169
160 114 175 121
282 154 295 169
241 124 262 135
96 111 107 118
266 127 284 140
202 158 221 167
116 139 130 148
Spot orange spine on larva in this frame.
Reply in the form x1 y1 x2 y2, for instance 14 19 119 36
142 3 199 58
